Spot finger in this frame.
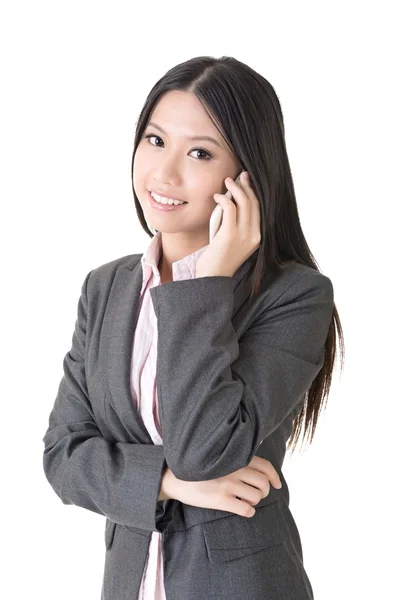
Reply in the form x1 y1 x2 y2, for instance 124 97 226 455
225 175 250 202
251 457 282 488
225 176 251 231
265 464 282 489
213 192 237 231
225 173 261 244
235 479 269 504
231 497 256 518
239 172 260 206
239 172 261 242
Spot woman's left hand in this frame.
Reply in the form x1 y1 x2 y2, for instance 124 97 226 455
195 171 261 278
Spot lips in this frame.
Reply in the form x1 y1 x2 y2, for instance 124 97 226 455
148 190 187 211
149 189 187 204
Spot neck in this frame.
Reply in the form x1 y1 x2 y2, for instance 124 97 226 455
158 231 209 281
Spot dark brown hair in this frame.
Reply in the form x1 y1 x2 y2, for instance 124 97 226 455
130 55 344 453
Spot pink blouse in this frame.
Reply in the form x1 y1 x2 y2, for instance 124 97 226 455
131 232 209 599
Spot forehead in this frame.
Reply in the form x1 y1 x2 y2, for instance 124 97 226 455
148 90 224 141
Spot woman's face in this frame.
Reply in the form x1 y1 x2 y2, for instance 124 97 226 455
133 90 241 237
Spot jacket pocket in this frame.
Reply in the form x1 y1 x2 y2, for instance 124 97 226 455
104 519 116 550
202 499 288 563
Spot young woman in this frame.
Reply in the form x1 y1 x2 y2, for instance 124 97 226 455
42 55 344 600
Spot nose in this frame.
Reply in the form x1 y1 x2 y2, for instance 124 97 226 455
151 153 183 188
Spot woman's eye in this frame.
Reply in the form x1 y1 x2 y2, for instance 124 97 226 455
143 134 211 160
145 134 163 147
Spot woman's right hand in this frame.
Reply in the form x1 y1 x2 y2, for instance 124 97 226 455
161 456 282 518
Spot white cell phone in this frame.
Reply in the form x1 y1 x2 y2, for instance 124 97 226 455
209 172 243 242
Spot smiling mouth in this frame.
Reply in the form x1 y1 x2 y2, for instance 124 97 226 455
149 191 188 205
148 190 188 210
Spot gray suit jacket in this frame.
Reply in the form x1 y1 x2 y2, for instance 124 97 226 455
42 250 334 600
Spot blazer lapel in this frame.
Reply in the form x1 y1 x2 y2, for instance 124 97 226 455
102 258 153 443
104 249 259 442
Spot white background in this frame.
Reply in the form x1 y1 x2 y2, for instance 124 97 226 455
1 1 398 598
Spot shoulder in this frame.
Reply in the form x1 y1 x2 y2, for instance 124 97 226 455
278 261 333 296
257 261 334 312
86 253 143 295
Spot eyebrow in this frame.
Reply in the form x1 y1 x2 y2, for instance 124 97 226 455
146 121 223 149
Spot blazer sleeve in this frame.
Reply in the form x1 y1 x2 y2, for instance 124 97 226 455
42 270 168 532
149 270 334 481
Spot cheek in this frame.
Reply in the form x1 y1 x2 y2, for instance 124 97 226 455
132 151 147 194
190 185 218 208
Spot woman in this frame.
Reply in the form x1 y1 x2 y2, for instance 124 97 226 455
42 55 344 599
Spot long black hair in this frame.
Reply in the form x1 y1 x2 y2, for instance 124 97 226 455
130 55 344 453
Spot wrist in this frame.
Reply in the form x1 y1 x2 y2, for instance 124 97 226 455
158 466 178 501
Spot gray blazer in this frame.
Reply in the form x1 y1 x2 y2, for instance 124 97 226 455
42 250 334 600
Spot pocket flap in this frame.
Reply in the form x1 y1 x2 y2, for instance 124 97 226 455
202 500 287 563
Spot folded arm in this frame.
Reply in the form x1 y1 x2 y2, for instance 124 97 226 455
42 270 169 532
149 269 334 481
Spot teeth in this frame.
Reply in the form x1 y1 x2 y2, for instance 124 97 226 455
151 192 186 206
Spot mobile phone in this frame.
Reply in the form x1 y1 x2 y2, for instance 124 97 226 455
209 172 243 242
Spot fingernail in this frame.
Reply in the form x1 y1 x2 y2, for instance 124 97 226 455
243 171 250 180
